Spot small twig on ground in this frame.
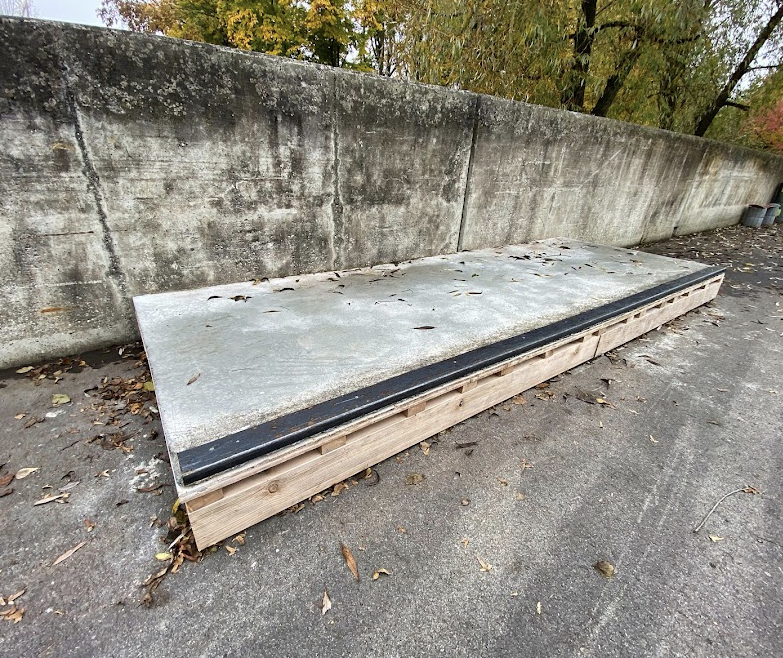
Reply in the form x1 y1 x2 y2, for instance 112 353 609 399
694 486 761 533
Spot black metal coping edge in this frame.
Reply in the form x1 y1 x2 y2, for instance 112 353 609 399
179 266 724 485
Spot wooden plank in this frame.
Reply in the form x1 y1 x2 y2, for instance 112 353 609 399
185 274 723 547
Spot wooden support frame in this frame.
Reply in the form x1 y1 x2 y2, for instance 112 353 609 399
183 273 723 548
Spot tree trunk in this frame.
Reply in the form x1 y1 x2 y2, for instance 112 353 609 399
560 0 598 112
694 1 783 136
591 39 642 117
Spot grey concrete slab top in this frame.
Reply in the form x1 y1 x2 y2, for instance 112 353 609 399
133 239 708 458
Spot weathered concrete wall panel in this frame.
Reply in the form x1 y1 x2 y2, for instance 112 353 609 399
460 96 782 250
333 72 473 268
0 22 132 366
59 24 338 294
2 17 783 368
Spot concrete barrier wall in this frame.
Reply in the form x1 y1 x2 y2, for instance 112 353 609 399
1 17 782 368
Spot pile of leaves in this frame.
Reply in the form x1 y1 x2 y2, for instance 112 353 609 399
16 356 89 384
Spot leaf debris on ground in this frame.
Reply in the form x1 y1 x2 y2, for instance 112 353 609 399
593 559 615 578
341 543 359 581
51 541 87 566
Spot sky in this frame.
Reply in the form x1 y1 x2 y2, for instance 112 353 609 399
33 0 104 27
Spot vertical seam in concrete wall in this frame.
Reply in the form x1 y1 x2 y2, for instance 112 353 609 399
330 72 345 270
63 78 129 298
457 95 481 252
668 148 708 239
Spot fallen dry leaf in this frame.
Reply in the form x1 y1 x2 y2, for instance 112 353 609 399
233 532 246 546
225 545 237 556
461 537 470 548
14 467 39 480
709 535 724 543
14 413 25 420
497 477 508 486
84 519 96 533
15 366 33 374
51 541 87 566
33 492 69 506
51 393 70 406
536 601 542 615
477 556 493 573
186 373 201 386
405 473 424 485
8 589 25 603
743 486 761 495
155 552 173 561
341 543 359 582
331 482 349 497
372 568 391 580
593 559 615 579
1 606 24 623
0 473 13 488
419 441 431 456
321 590 332 616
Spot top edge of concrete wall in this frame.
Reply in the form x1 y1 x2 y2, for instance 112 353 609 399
4 15 782 167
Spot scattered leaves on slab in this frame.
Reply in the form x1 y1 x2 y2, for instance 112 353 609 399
405 473 424 486
51 541 87 566
593 559 615 579
186 373 201 386
709 535 724 543
341 543 359 582
51 393 70 406
321 590 332 616
419 441 430 456
372 568 391 581
14 467 39 480
15 366 34 374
